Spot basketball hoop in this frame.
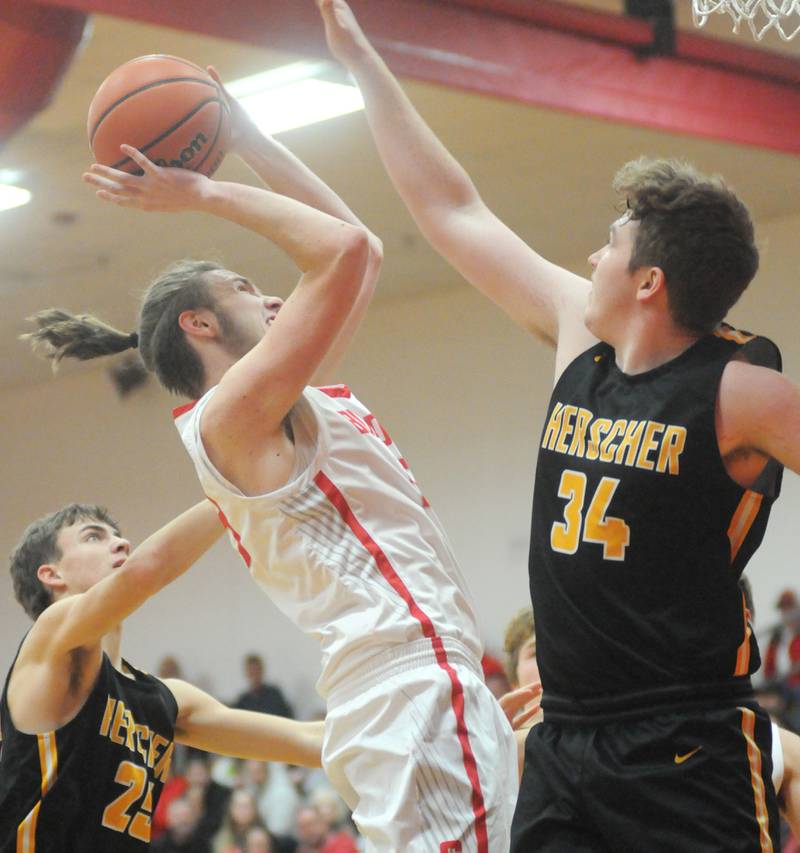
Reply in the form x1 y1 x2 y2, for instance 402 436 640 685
692 0 800 40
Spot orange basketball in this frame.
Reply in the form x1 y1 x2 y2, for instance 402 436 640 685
87 54 231 177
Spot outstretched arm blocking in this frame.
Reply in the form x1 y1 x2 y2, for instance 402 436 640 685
317 0 593 357
37 501 224 659
166 679 323 767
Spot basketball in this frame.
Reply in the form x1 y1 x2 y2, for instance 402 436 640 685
87 54 231 177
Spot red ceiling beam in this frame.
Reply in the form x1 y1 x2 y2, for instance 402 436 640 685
0 3 87 146
32 0 800 155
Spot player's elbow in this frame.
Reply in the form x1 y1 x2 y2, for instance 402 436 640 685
366 231 384 268
332 225 372 289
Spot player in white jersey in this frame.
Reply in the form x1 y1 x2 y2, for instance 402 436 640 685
25 75 517 851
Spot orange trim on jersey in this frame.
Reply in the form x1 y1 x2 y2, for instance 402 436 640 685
715 326 756 345
17 800 41 853
734 590 753 676
739 707 773 852
172 400 198 419
727 490 763 563
36 732 57 796
17 732 58 852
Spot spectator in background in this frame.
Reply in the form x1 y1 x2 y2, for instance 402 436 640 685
241 758 301 838
294 805 358 853
155 754 231 842
764 589 800 688
308 787 358 846
235 654 294 719
244 826 276 853
481 653 512 700
151 797 211 853
213 789 268 853
158 654 184 680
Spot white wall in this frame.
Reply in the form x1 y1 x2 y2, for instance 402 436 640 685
2 209 799 710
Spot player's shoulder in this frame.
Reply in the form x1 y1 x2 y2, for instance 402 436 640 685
713 322 782 371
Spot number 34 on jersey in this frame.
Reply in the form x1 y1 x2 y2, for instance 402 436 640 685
551 471 630 561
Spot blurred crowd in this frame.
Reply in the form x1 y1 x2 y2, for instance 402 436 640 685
152 583 800 852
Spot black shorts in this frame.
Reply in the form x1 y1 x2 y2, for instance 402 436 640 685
511 703 779 852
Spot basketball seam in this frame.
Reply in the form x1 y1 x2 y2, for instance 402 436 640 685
89 77 219 144
193 98 230 175
109 97 223 170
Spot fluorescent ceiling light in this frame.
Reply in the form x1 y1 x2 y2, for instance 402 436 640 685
226 61 364 136
0 183 31 212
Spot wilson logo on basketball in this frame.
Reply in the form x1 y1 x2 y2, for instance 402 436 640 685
153 132 210 169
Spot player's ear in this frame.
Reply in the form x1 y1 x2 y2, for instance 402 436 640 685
636 266 665 304
178 308 219 340
37 564 65 593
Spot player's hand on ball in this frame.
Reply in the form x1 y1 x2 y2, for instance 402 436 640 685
317 0 374 68
83 145 211 212
206 65 262 153
499 682 542 732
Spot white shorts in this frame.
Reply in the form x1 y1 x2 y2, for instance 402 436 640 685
322 638 518 853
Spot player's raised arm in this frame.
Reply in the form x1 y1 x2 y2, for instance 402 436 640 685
165 679 323 767
83 145 373 445
316 0 594 360
29 501 223 661
207 66 383 383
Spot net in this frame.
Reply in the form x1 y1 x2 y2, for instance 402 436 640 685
692 0 800 39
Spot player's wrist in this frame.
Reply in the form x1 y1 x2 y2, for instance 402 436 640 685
194 178 227 213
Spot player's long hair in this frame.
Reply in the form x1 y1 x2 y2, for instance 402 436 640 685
23 260 222 399
614 158 758 335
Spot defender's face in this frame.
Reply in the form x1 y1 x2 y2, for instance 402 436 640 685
585 215 639 341
209 270 283 357
50 520 130 596
515 635 540 689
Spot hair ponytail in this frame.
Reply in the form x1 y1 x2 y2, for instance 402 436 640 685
22 309 138 367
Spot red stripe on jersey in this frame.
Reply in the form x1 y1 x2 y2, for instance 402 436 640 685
172 400 198 419
313 471 488 853
206 497 252 568
316 384 351 398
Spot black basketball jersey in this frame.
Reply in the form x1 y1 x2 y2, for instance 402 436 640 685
529 325 782 713
0 647 178 851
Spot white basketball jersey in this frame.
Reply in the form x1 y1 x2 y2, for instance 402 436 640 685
174 384 483 698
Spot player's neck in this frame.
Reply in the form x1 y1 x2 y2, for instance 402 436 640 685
199 348 237 394
612 319 702 376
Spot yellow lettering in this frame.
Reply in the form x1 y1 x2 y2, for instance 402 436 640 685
586 418 612 461
148 734 168 773
567 408 593 457
109 700 127 746
99 697 116 737
134 725 150 765
541 402 565 450
657 425 687 475
635 421 665 470
122 709 136 752
154 741 174 782
615 420 646 467
599 420 627 463
554 405 578 454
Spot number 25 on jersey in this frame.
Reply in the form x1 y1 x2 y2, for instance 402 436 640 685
551 470 630 561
